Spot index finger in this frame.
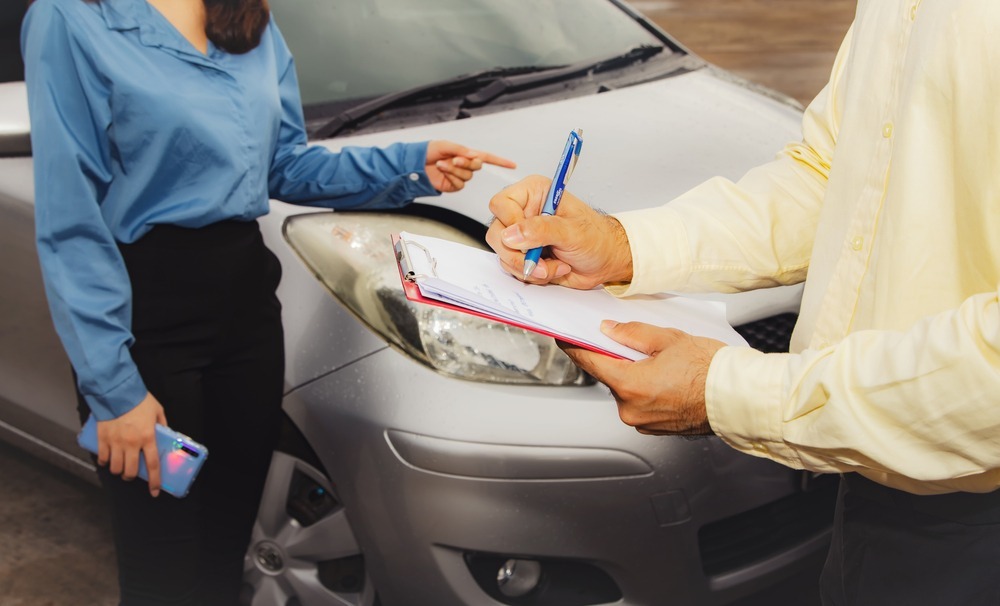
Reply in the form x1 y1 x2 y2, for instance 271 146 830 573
467 150 517 169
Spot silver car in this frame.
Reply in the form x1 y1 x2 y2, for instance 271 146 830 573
0 1 834 605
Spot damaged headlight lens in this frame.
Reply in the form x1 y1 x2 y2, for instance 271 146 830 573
283 211 590 386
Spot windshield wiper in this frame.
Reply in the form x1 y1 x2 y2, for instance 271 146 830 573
461 44 665 108
312 45 666 139
313 65 562 139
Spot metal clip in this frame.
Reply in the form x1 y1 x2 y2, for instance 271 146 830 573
394 237 437 281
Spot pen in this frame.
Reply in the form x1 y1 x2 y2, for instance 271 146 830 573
522 128 584 279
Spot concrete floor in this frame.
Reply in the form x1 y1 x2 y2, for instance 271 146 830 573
0 2 855 605
0 439 117 606
634 0 855 106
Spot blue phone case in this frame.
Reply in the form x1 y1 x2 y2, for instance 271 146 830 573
77 415 208 498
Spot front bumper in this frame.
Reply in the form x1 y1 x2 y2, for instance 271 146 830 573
282 345 833 606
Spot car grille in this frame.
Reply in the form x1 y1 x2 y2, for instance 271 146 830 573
734 312 798 353
703 312 835 577
698 475 838 576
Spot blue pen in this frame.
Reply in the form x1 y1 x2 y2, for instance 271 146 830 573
522 128 584 279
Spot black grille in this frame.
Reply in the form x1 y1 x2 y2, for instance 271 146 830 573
734 312 798 353
698 476 837 576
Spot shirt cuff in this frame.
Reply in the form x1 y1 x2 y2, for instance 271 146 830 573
705 345 804 469
84 369 148 422
400 141 440 199
607 206 692 297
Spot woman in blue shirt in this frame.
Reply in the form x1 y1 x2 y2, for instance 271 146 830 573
21 0 515 603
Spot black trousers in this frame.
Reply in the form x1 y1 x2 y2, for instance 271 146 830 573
820 473 1000 605
75 220 285 606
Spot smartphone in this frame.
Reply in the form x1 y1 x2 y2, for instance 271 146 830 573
77 415 209 498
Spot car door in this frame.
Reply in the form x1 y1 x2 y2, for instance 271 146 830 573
0 4 89 476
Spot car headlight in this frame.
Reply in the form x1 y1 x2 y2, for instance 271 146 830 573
283 211 591 386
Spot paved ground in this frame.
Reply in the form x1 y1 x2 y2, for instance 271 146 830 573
0 3 855 605
633 0 855 105
0 440 117 606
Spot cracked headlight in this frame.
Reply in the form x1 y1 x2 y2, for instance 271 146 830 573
283 211 590 386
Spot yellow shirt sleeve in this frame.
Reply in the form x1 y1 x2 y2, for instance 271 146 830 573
708 291 1000 495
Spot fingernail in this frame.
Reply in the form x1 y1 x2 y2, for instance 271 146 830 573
531 264 547 279
600 320 619 333
553 264 571 278
151 489 160 498
501 225 525 246
436 160 447 169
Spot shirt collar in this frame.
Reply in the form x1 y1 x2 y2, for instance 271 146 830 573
98 0 142 32
98 0 221 67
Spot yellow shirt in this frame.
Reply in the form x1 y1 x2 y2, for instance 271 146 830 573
611 0 1000 495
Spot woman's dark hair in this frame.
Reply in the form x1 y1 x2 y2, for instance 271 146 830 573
71 0 270 54
204 0 270 54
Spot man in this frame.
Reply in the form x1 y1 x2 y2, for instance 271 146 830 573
486 1 1000 603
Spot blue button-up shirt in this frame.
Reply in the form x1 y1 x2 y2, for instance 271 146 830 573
22 0 438 421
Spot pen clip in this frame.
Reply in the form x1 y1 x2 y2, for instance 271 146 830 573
562 128 584 182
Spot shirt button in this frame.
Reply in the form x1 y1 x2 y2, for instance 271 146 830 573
882 123 894 138
408 173 420 181
851 236 864 251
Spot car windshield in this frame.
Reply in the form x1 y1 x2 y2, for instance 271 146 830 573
270 0 667 108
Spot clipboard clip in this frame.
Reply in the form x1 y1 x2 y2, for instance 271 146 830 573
394 236 438 282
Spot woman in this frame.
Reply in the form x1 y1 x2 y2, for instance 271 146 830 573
20 0 515 603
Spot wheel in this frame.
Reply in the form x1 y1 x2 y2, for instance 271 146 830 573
242 450 378 606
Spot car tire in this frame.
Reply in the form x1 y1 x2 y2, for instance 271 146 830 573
242 430 379 606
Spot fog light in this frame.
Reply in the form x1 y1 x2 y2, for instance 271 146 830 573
497 558 542 597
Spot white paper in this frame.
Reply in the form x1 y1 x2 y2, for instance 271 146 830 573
398 231 748 360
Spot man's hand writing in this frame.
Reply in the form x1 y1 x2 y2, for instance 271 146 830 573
485 175 633 288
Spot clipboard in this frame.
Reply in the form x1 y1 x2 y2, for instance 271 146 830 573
392 233 629 359
391 232 748 361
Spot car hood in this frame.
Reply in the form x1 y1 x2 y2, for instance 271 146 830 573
308 67 803 226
